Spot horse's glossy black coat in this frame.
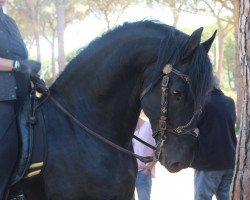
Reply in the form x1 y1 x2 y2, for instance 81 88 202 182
10 21 214 200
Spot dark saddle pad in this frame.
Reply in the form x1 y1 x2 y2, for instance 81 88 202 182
10 94 46 186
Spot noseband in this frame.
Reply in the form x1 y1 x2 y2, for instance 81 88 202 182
141 64 199 160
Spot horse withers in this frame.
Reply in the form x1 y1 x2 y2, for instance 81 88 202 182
9 21 215 200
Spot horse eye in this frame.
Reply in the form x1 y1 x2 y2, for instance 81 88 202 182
172 90 182 98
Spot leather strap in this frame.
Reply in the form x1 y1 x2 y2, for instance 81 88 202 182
47 94 154 163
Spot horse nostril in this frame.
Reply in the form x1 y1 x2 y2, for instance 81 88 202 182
169 162 186 172
171 162 181 169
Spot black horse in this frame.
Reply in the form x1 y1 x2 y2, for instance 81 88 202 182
10 21 215 200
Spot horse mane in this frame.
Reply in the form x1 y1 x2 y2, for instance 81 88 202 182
188 46 212 109
152 28 212 111
50 20 212 111
50 20 168 91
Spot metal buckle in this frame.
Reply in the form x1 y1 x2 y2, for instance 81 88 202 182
193 128 199 137
175 127 183 134
162 76 169 87
159 119 167 131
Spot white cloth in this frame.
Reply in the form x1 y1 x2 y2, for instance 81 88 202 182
132 121 156 177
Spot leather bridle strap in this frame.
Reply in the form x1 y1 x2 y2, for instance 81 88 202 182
155 64 199 159
140 75 163 100
139 64 199 160
133 135 156 150
47 94 154 163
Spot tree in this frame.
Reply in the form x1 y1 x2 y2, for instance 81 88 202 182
7 0 47 61
230 0 250 199
232 0 243 127
187 0 234 81
7 0 87 75
85 0 136 30
54 0 88 72
55 0 66 71
151 0 188 27
40 1 57 77
223 33 236 92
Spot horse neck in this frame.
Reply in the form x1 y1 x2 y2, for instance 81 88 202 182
50 35 161 144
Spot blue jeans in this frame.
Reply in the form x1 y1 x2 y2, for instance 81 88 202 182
194 169 234 200
134 171 152 200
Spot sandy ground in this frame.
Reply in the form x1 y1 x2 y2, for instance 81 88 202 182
151 164 194 200
135 163 216 200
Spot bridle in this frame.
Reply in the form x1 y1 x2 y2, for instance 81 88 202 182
32 63 199 164
140 64 199 160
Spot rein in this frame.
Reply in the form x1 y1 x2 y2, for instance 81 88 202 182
33 63 199 163
39 93 154 163
133 135 156 150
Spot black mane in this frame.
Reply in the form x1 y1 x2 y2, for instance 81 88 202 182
50 20 212 111
50 20 169 91
153 29 212 111
188 46 212 109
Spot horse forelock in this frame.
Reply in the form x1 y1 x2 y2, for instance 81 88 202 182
188 45 213 111
150 29 213 112
150 28 188 85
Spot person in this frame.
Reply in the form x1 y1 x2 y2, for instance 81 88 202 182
191 76 237 200
0 1 42 199
132 116 157 200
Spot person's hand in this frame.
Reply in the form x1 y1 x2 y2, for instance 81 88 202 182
30 73 48 94
13 59 41 74
142 168 151 175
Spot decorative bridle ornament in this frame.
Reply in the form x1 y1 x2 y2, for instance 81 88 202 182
153 64 199 160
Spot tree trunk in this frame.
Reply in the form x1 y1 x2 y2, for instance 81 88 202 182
230 0 250 199
233 0 243 128
170 7 179 27
51 37 57 78
215 26 225 81
56 0 66 72
34 27 41 61
25 0 41 61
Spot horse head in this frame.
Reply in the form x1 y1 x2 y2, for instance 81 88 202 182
141 28 216 173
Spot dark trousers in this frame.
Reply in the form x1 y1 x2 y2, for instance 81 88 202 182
0 101 18 200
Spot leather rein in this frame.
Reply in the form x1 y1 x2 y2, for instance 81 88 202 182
34 63 198 163
44 95 154 163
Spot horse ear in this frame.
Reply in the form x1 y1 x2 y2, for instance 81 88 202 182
201 30 217 52
182 27 203 59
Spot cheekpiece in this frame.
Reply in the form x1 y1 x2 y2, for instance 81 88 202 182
163 64 172 74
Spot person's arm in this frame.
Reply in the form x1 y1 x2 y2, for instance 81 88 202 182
0 57 41 73
0 57 14 71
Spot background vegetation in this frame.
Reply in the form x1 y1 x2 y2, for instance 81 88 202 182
5 0 238 122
